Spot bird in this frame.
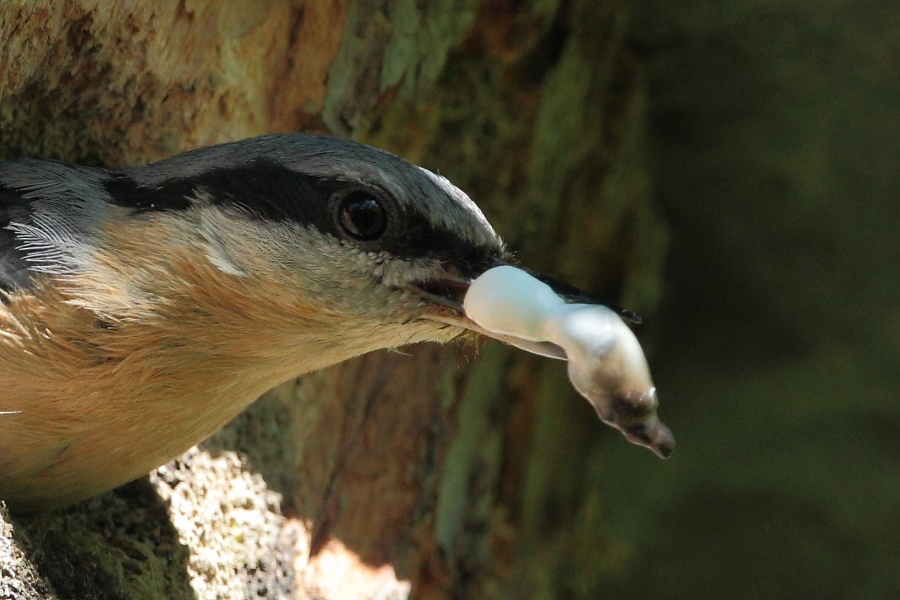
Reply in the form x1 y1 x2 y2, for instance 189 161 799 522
0 133 672 512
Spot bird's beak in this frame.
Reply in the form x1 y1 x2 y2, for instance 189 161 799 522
410 270 569 359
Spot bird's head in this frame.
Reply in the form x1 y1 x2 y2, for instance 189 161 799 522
83 134 506 370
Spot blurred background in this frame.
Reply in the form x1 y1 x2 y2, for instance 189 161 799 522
597 1 900 597
1 1 897 598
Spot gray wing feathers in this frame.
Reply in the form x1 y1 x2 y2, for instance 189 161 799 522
0 159 111 291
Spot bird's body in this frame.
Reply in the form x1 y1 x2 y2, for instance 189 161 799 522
0 248 442 510
0 134 671 512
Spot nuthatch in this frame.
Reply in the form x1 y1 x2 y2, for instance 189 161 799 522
0 134 673 512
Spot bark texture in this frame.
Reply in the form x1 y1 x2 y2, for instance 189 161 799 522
0 1 664 598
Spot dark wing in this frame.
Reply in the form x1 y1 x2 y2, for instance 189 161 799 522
0 186 37 294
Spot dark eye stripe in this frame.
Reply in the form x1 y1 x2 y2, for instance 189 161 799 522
383 211 502 278
104 159 502 276
105 160 334 228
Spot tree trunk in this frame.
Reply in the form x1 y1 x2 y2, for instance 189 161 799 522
0 1 665 598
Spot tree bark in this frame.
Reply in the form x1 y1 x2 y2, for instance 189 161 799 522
0 1 665 598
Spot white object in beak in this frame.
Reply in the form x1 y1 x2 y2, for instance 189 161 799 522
463 266 675 458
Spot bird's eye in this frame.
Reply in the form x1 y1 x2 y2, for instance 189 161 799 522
337 191 387 240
